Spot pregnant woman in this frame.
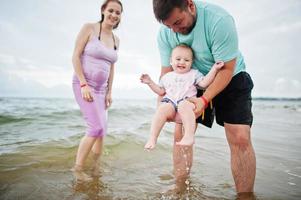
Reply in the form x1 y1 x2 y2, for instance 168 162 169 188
71 0 122 182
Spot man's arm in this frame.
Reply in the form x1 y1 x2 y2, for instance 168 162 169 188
191 59 236 117
160 66 173 78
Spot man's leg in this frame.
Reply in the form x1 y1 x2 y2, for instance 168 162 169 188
145 103 176 149
173 123 194 192
224 123 256 193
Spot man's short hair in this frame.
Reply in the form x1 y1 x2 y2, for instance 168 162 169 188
153 0 189 22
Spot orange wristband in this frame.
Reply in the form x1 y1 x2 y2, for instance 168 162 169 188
200 96 209 108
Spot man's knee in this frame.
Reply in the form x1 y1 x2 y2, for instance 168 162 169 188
225 124 251 150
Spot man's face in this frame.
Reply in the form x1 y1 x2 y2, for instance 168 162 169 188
163 7 196 35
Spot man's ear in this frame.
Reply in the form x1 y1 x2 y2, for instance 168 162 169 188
187 0 195 14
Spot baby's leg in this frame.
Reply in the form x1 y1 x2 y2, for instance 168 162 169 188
176 100 196 146
145 103 176 150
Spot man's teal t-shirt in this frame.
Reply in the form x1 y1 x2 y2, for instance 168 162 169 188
157 1 246 76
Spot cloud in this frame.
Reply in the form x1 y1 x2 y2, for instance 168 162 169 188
0 54 16 65
274 78 301 97
0 0 300 98
0 68 72 98
0 53 72 87
270 21 301 33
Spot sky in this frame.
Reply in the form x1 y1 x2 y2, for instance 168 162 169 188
0 0 300 99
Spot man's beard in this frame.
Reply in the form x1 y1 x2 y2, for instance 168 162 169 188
180 14 196 35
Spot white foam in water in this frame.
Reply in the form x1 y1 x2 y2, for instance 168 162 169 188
287 171 301 178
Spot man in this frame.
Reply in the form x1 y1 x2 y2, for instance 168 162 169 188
152 0 256 195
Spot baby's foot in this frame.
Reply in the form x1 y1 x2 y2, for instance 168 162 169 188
144 139 156 150
176 135 195 146
71 166 93 182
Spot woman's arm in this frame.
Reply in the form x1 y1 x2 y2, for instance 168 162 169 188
72 24 92 84
106 64 114 108
105 35 120 108
72 23 93 101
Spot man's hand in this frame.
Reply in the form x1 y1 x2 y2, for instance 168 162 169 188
188 97 205 118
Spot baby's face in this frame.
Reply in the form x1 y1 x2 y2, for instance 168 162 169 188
170 47 193 74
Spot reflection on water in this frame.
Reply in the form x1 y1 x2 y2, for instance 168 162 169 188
236 192 257 200
71 178 113 200
70 176 228 200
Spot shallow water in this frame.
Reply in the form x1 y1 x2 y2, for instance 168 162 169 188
0 97 300 199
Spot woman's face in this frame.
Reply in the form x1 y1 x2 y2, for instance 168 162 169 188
102 1 122 27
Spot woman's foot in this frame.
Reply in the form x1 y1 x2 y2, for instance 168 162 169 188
71 165 93 182
91 166 101 177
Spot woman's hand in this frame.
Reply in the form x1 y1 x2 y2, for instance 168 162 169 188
81 85 94 102
105 93 112 109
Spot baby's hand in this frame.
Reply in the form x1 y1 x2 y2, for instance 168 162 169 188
140 74 152 84
213 61 224 70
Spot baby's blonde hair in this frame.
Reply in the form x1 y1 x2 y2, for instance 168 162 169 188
172 43 194 59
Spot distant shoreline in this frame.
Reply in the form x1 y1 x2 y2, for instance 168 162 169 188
252 97 301 101
0 96 301 101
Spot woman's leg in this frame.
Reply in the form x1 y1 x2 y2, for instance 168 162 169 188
72 85 105 181
91 137 104 176
73 135 97 181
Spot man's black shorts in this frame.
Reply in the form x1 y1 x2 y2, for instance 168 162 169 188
196 72 254 127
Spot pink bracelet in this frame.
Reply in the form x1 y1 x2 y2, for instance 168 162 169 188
80 83 87 88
